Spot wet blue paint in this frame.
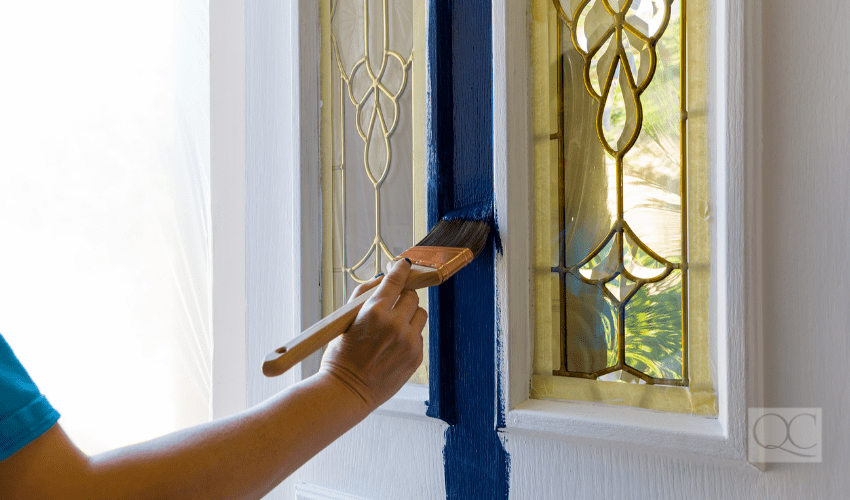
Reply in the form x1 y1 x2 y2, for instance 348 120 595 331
425 1 510 498
439 202 493 224
425 0 455 424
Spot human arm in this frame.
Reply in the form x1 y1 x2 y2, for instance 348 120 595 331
0 259 425 500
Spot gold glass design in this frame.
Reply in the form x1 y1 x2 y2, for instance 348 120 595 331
549 0 687 386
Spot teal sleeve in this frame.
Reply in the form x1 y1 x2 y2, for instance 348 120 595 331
0 333 61 461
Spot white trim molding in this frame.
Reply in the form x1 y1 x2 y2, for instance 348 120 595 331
493 0 763 467
295 482 373 500
373 384 436 422
244 0 324 408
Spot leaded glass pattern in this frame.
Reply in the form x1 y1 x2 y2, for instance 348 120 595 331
550 0 687 385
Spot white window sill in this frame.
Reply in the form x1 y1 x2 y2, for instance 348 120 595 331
500 398 754 467
373 383 446 426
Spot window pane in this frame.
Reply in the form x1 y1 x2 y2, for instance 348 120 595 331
624 270 683 381
549 0 686 386
532 0 716 413
552 0 687 384
0 1 211 453
330 0 415 288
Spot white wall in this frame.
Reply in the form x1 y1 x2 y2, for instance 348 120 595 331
506 0 850 498
759 0 849 492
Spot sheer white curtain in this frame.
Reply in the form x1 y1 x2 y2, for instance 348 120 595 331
0 1 212 454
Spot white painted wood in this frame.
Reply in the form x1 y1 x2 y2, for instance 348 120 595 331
295 482 372 500
505 400 736 464
291 413 448 500
493 0 535 420
740 0 765 471
757 0 850 490
211 0 248 419
243 3 320 497
296 0 323 380
245 0 322 411
372 384 430 421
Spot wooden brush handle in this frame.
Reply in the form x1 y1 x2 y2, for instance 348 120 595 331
262 265 442 378
262 286 377 377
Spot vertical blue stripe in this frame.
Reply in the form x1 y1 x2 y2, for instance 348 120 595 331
426 1 510 498
426 0 455 425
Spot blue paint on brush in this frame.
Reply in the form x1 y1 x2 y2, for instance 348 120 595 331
486 209 503 259
439 202 494 223
426 1 510 498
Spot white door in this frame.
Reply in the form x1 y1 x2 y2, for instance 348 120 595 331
243 0 850 498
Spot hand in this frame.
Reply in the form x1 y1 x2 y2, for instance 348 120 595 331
319 259 427 411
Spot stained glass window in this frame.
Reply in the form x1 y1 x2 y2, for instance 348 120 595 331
531 0 718 413
547 0 688 385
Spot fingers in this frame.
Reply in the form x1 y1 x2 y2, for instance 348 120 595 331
407 307 427 369
389 289 419 324
410 307 427 331
371 258 412 305
347 273 385 303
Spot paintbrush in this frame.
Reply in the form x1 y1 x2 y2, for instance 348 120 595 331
262 205 492 378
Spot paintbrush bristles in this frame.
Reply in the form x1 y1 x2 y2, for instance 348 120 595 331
415 205 492 258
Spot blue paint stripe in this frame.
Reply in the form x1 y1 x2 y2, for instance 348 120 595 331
426 0 455 425
425 1 510 498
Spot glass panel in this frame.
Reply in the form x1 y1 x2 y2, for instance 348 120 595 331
331 0 414 291
563 278 617 374
551 0 686 386
623 232 667 280
532 0 716 413
534 273 563 373
561 30 613 265
623 0 682 261
605 274 638 303
380 87 415 258
578 235 617 281
624 271 683 381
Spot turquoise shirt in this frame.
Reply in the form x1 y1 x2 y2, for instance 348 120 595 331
0 333 60 461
